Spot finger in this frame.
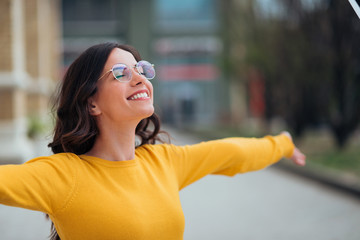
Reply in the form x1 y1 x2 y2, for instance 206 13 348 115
292 148 306 166
293 156 306 166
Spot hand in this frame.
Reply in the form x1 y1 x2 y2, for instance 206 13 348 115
281 131 306 166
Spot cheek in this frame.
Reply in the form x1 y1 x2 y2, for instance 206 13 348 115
147 81 154 96
97 84 127 107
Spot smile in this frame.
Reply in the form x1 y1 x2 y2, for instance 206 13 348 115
128 91 149 100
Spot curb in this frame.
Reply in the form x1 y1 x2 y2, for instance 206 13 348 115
274 161 360 200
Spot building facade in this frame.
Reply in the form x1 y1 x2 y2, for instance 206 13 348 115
0 0 61 163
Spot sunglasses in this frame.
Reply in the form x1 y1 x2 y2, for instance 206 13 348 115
98 60 155 82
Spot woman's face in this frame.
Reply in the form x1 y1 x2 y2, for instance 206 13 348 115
89 48 154 125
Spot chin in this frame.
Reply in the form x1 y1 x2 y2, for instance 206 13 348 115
140 106 155 119
145 107 155 118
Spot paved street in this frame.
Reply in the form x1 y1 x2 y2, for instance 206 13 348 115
0 127 360 239
0 205 50 240
180 169 360 240
170 127 360 240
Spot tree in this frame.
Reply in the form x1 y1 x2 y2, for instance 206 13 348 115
326 0 360 148
240 0 360 148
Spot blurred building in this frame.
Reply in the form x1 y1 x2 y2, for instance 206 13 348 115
62 0 154 66
0 0 61 163
152 0 228 128
62 0 231 129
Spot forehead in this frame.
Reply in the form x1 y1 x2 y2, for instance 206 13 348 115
104 48 137 70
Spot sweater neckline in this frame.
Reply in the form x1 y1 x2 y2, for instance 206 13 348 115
79 154 138 168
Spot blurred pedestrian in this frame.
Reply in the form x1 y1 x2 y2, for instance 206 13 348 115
0 42 305 240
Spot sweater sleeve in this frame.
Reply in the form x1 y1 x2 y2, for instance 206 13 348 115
163 134 294 190
0 153 77 214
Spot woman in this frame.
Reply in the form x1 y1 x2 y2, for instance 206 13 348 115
0 42 305 240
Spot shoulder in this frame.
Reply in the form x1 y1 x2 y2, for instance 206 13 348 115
26 152 81 163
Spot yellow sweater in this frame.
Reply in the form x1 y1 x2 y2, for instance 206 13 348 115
0 135 293 239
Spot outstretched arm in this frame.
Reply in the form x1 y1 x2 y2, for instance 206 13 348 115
157 133 302 190
0 154 76 214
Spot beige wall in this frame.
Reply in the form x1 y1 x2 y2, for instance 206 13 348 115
0 89 15 120
0 0 61 162
25 0 39 79
0 0 13 71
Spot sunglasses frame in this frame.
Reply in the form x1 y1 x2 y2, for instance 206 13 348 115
98 60 155 82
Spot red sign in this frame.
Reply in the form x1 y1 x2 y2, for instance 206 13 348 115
158 64 219 81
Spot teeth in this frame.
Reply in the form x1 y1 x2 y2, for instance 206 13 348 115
130 92 148 100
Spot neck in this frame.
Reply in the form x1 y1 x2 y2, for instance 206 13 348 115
86 121 138 161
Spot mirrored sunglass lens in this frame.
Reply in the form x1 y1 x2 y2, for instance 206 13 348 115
137 61 155 79
112 64 130 81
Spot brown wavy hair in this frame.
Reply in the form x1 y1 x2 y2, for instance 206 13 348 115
47 42 166 240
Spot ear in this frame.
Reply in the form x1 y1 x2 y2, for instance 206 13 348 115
88 97 101 116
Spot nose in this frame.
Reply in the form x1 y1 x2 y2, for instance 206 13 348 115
129 68 147 86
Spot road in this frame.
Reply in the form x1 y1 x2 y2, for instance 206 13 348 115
0 127 359 239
